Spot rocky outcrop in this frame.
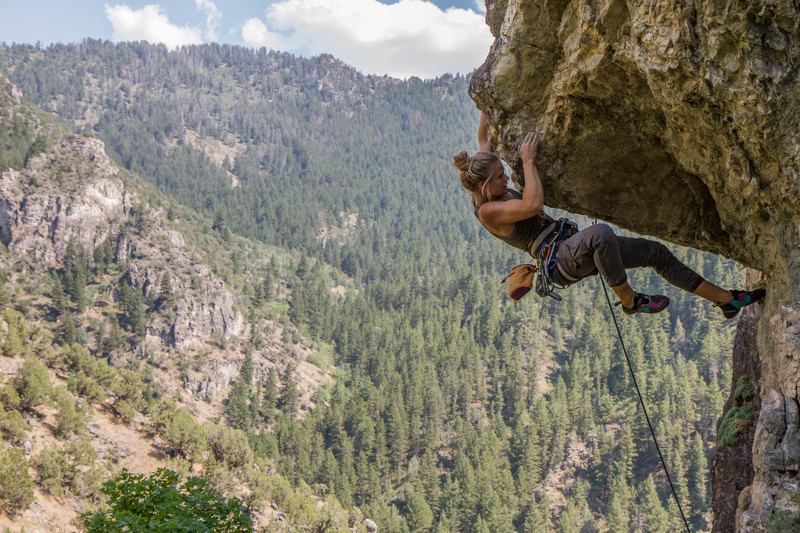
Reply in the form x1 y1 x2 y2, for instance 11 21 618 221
471 1 800 530
0 136 129 264
0 134 242 350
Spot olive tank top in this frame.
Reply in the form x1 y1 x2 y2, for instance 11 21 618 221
473 189 554 254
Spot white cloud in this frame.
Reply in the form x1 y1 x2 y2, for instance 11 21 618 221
241 0 492 79
105 4 203 50
196 0 222 41
474 0 486 13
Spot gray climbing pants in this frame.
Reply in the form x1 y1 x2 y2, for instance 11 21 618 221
552 223 705 292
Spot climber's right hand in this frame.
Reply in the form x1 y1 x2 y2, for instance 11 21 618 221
518 131 539 164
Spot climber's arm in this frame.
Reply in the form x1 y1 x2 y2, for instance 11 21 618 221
478 112 493 153
478 132 544 224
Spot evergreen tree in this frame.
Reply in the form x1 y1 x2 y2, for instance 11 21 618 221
51 273 68 316
279 364 299 417
239 352 254 386
57 312 77 346
606 472 632 533
523 494 549 533
407 487 434 533
639 475 670 533
226 380 252 431
118 280 147 337
157 272 176 310
688 432 709 526
0 279 9 312
261 367 278 422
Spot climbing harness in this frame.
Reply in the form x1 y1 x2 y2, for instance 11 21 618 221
599 276 692 533
531 218 577 301
501 218 577 301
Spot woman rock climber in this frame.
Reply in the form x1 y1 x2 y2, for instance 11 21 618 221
453 113 764 317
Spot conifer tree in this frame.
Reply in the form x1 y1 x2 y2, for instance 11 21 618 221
387 402 409 474
639 475 670 533
606 472 632 533
0 280 9 312
226 380 251 431
240 351 254 386
688 432 709 525
118 281 146 337
102 319 125 355
523 494 549 533
261 367 278 422
157 272 176 310
558 499 580 533
279 364 299 417
407 486 434 533
57 312 77 346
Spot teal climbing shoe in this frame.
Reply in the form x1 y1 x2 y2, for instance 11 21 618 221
716 289 766 319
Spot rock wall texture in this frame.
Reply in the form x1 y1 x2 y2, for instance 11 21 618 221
712 272 761 533
471 0 800 530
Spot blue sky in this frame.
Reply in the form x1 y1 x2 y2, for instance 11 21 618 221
0 0 493 79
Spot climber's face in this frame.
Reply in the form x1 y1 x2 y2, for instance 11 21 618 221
481 160 508 199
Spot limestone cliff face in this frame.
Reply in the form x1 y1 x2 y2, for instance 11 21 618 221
0 134 242 350
471 0 800 530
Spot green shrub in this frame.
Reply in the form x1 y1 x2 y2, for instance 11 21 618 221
717 406 755 451
31 445 69 496
0 405 28 444
15 356 52 410
148 399 207 460
766 509 800 532
207 423 253 475
734 375 755 402
80 469 252 533
0 384 21 410
64 343 97 375
73 373 105 403
0 446 35 516
31 437 97 497
53 386 89 439
109 368 145 419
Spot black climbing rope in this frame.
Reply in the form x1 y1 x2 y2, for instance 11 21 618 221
598 276 692 533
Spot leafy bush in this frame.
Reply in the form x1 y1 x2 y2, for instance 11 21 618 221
0 404 29 444
1 309 32 358
717 406 755 451
734 375 755 402
31 437 98 497
81 469 253 532
109 368 145 421
53 385 89 438
207 423 253 475
148 399 207 460
0 384 21 410
0 446 35 516
14 356 52 410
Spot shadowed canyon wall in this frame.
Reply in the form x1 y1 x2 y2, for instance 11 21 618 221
470 0 800 530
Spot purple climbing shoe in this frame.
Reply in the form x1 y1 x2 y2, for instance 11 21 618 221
715 289 766 319
618 293 670 315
